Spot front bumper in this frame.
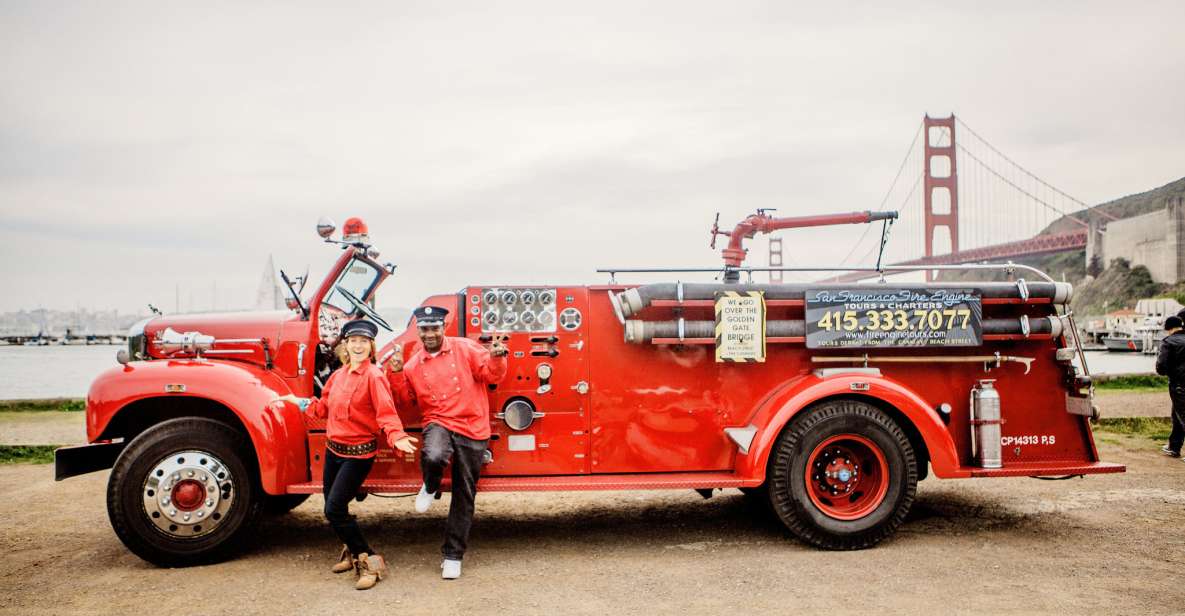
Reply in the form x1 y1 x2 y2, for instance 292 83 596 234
54 441 125 481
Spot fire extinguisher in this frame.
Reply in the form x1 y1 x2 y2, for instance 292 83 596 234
970 380 1004 469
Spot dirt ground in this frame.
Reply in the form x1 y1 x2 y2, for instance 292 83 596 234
1094 390 1173 418
1 432 1183 616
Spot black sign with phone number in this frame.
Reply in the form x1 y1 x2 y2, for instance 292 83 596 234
805 288 982 349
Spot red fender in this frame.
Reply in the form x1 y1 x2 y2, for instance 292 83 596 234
736 371 961 480
87 359 308 494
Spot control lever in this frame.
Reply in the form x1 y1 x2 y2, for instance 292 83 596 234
530 349 560 358
530 336 559 344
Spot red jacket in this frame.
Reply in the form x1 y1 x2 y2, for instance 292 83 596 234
387 336 507 440
306 359 408 458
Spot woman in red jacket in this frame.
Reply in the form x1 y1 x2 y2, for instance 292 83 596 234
277 319 417 590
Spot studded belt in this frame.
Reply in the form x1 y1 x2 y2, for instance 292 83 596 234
327 439 377 457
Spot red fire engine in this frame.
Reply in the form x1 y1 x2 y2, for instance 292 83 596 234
56 214 1123 566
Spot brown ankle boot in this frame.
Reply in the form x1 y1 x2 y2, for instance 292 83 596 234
354 553 388 590
331 545 355 574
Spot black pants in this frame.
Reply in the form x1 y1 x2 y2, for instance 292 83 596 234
1169 386 1185 454
421 423 488 561
323 450 375 556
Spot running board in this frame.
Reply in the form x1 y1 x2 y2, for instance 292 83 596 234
286 472 762 495
963 461 1126 478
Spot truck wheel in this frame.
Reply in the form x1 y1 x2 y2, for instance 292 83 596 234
767 399 917 550
106 417 263 567
263 494 310 515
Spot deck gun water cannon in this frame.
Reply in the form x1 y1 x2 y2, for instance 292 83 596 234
711 209 898 281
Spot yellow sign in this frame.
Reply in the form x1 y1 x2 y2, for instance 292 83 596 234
715 291 766 362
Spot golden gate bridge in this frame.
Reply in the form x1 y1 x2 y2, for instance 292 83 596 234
782 114 1115 282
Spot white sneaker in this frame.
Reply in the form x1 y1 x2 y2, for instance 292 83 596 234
415 484 436 513
441 558 462 579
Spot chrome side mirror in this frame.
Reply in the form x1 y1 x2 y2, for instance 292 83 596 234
316 217 336 239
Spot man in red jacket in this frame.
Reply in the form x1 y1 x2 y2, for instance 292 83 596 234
387 305 507 579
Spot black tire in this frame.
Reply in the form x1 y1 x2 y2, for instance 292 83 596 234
106 417 263 567
263 494 310 515
767 399 917 550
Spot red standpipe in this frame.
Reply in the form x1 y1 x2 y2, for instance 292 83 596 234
711 210 898 267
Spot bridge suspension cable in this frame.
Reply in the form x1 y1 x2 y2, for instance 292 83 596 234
955 117 1117 222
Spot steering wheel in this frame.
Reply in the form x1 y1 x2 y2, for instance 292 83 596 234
335 285 393 332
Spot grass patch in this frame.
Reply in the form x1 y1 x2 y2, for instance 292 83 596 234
1094 417 1172 441
1095 374 1168 391
0 445 59 464
0 398 85 412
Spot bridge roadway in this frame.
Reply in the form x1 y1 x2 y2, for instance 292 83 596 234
830 229 1087 282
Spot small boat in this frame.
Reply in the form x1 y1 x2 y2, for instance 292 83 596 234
1102 333 1143 352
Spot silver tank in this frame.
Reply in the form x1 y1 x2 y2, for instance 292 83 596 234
970 380 1003 468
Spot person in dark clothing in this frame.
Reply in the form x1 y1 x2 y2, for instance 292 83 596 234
1155 315 1185 460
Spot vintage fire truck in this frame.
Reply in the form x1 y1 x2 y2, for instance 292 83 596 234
56 213 1124 566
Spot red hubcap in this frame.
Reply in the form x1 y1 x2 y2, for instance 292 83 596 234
804 434 889 521
171 479 206 512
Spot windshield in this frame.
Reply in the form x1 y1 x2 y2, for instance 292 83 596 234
322 257 384 315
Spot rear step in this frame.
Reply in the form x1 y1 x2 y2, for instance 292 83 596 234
287 472 761 494
965 461 1126 478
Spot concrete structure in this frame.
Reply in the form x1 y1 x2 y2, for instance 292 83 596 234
1135 297 1184 319
1088 196 1185 283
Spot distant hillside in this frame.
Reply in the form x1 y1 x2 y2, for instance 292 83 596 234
1041 175 1185 235
936 175 1185 314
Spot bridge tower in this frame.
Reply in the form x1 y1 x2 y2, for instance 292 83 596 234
768 237 783 283
923 115 959 280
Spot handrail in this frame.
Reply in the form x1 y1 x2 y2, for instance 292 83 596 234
596 262 1057 283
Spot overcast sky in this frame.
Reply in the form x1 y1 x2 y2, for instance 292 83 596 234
2 1 1183 315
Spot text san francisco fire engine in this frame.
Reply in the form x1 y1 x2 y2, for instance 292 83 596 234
56 212 1123 566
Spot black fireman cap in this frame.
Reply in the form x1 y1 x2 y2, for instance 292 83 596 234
1166 316 1183 331
341 319 379 340
414 305 448 327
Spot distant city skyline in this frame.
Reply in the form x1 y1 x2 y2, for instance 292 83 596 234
3 2 1183 313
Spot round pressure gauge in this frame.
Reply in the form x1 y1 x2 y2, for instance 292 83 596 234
521 290 537 306
483 290 498 305
501 291 518 305
502 311 518 326
484 311 499 326
539 290 555 306
520 311 536 325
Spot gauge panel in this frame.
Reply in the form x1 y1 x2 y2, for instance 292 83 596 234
478 287 559 333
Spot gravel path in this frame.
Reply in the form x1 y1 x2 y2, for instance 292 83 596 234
1095 390 1172 418
1 436 1182 615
